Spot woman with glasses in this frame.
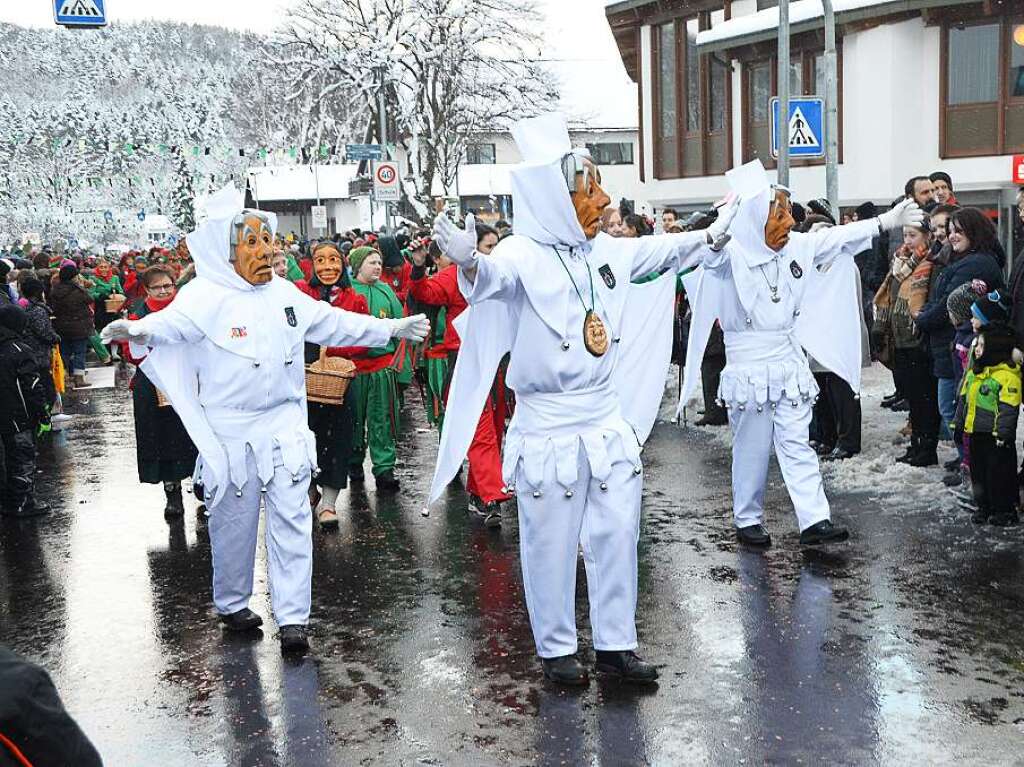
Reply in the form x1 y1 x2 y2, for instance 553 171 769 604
126 265 198 519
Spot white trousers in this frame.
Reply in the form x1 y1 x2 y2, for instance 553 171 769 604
208 447 313 626
515 444 642 658
728 399 830 532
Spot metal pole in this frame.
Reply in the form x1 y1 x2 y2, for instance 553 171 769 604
822 0 839 215
377 65 392 232
777 0 790 188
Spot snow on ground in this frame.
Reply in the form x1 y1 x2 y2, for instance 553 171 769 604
670 362 958 510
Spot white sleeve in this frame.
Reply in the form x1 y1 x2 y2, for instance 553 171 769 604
799 219 878 268
130 306 204 346
303 292 393 348
628 232 709 279
457 255 521 305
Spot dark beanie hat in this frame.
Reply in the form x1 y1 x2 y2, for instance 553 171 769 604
0 304 26 334
854 201 877 220
947 281 986 326
806 198 835 225
972 290 1011 327
929 171 953 189
975 322 1017 370
377 235 404 269
59 262 79 282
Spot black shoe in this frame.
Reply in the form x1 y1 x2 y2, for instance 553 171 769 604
881 392 900 408
942 468 965 487
800 520 849 545
349 466 365 484
594 650 659 684
908 443 938 467
890 398 910 412
375 470 400 492
990 513 1019 527
736 523 771 547
219 608 264 632
812 441 834 456
164 486 184 518
971 508 990 524
694 413 728 427
895 438 918 464
943 457 960 471
279 625 310 654
822 447 855 462
541 654 589 686
468 495 502 529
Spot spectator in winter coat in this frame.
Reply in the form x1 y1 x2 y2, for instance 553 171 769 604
18 277 59 405
0 304 49 516
0 258 14 304
1007 187 1024 348
49 261 94 387
905 175 936 210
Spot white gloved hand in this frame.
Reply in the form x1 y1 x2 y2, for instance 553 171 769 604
705 193 739 251
433 211 478 268
389 314 430 343
100 318 149 345
878 198 924 231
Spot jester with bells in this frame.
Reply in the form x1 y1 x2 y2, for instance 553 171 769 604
103 186 428 654
429 113 739 686
679 160 923 548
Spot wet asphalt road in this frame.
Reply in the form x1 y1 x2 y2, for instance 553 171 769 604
3 371 1024 765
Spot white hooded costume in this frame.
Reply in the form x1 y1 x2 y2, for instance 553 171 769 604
679 160 876 533
123 185 393 626
427 114 714 658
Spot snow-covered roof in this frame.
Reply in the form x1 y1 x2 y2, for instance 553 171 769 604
247 165 359 202
696 0 959 52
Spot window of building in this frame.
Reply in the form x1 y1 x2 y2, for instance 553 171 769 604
465 143 496 164
941 17 1024 157
742 47 842 167
756 0 778 9
586 142 635 165
651 15 731 179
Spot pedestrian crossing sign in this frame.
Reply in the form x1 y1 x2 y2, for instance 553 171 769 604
53 0 107 28
770 97 825 159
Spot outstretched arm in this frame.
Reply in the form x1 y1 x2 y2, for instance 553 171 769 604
627 196 738 279
101 305 204 347
805 200 923 268
433 212 521 304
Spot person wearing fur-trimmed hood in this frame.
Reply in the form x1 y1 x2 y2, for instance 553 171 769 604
680 161 924 548
102 185 428 654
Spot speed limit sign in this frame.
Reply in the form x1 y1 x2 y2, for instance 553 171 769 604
373 161 400 201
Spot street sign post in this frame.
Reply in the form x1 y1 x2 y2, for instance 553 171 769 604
53 0 107 27
311 204 328 231
770 97 825 160
346 144 383 162
373 161 400 202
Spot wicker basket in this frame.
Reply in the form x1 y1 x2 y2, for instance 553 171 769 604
155 386 170 408
305 348 356 405
105 294 127 313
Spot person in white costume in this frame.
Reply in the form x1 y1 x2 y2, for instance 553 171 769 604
430 113 739 686
680 160 923 548
102 186 428 653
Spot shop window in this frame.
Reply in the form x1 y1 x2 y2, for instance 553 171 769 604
586 142 635 165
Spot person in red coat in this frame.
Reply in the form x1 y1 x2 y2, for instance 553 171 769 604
298 242 371 528
410 223 510 526
379 235 413 306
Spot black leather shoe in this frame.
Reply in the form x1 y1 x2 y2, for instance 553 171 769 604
541 654 589 686
800 520 849 545
219 608 263 632
595 650 659 684
375 470 400 492
468 496 502 528
822 447 855 462
736 524 771 547
881 392 899 408
279 625 310 654
890 399 910 412
164 487 184 518
694 414 728 427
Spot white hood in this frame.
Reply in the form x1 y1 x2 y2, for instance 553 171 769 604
509 113 588 249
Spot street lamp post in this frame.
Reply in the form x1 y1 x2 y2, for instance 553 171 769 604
777 0 790 188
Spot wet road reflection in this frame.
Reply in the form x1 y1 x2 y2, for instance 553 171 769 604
2 386 1024 764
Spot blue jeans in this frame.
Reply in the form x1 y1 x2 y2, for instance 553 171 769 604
937 376 957 443
60 338 87 376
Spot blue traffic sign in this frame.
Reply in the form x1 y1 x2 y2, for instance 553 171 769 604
54 0 107 28
770 97 825 159
346 144 383 161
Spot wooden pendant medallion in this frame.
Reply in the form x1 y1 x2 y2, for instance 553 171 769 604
583 310 609 357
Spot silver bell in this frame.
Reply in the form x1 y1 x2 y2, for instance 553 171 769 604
260 485 268 493
738 404 746 412
600 482 608 491
235 490 243 498
791 400 798 407
757 405 763 413
561 341 570 351
532 490 542 498
633 466 642 475
291 474 299 483
565 489 574 498
745 317 753 326
253 361 261 368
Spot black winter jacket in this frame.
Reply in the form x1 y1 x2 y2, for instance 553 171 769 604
0 325 47 435
21 300 59 371
1009 250 1024 348
915 249 1005 379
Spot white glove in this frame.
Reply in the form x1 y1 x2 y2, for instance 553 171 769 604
389 314 430 343
433 211 478 268
705 194 739 251
878 199 924 231
100 319 149 345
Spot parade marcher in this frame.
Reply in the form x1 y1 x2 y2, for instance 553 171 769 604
411 223 510 527
954 292 1021 526
347 246 406 491
297 242 370 529
0 305 49 517
125 265 199 519
102 185 428 653
681 160 924 548
378 235 413 306
429 112 739 686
